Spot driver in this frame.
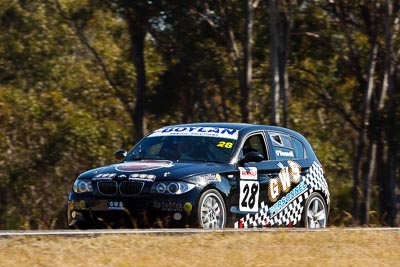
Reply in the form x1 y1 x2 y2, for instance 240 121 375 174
160 138 193 160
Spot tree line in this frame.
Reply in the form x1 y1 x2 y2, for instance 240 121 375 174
0 0 398 229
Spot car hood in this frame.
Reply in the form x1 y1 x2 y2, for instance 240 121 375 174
78 160 232 182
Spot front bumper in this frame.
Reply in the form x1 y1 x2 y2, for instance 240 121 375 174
67 190 201 229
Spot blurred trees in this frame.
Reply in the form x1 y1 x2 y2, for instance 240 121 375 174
0 0 398 229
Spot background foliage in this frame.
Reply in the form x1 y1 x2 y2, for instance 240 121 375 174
0 0 398 229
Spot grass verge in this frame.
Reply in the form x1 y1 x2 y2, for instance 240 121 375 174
0 228 399 267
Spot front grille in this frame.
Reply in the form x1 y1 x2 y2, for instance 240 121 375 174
97 181 144 196
97 181 118 195
120 181 144 196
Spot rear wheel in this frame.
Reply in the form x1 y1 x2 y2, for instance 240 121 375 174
304 192 328 228
198 189 226 229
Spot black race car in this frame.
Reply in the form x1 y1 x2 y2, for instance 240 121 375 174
67 123 330 229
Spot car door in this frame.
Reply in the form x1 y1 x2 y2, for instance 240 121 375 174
235 132 281 222
261 130 311 221
234 130 311 227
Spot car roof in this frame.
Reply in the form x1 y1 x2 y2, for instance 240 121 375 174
170 122 302 136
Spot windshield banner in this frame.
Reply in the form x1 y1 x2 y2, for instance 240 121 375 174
150 127 239 140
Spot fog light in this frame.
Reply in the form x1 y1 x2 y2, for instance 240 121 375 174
173 212 182 221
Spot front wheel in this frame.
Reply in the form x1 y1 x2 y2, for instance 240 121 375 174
198 189 226 229
303 192 328 228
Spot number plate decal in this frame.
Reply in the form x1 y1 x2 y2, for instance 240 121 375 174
239 180 260 212
238 167 259 212
108 201 124 210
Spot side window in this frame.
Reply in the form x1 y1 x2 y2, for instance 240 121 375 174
242 134 268 160
281 135 292 148
268 132 307 159
291 137 306 159
268 132 295 160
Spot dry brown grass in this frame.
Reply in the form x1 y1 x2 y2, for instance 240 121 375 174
0 228 399 267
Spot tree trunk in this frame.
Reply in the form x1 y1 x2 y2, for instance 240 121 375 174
279 0 292 128
269 0 280 125
125 9 148 142
242 0 255 123
361 143 377 224
355 42 378 224
217 0 259 123
379 0 398 226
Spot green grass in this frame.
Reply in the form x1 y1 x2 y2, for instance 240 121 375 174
0 228 399 267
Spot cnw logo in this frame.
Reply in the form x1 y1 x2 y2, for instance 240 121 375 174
268 161 301 202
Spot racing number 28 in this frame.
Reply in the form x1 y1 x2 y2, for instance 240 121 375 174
241 183 258 209
239 181 259 212
217 141 233 148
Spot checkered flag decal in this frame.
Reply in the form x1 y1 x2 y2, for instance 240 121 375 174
234 202 268 228
235 161 330 228
303 161 330 204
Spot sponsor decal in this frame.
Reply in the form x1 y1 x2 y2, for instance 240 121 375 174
93 173 117 180
92 177 112 181
153 201 183 212
196 173 222 185
276 150 294 157
239 167 259 212
268 178 282 202
234 161 328 228
108 201 124 210
269 181 307 215
268 160 302 202
129 173 156 182
150 127 239 140
115 160 173 172
239 167 257 180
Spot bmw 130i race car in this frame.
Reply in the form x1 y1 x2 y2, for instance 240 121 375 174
67 123 330 229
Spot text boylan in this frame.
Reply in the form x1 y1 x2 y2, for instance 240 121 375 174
150 127 239 139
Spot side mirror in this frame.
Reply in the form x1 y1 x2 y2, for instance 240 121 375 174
238 151 263 165
114 149 127 161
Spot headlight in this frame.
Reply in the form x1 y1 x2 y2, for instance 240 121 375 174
73 179 93 193
151 181 196 195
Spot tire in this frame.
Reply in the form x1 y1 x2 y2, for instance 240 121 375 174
303 192 328 228
198 189 226 229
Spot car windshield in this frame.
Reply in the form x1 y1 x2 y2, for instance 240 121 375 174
125 127 238 163
126 136 236 163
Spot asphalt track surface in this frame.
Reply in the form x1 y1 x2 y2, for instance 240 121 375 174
0 227 399 236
